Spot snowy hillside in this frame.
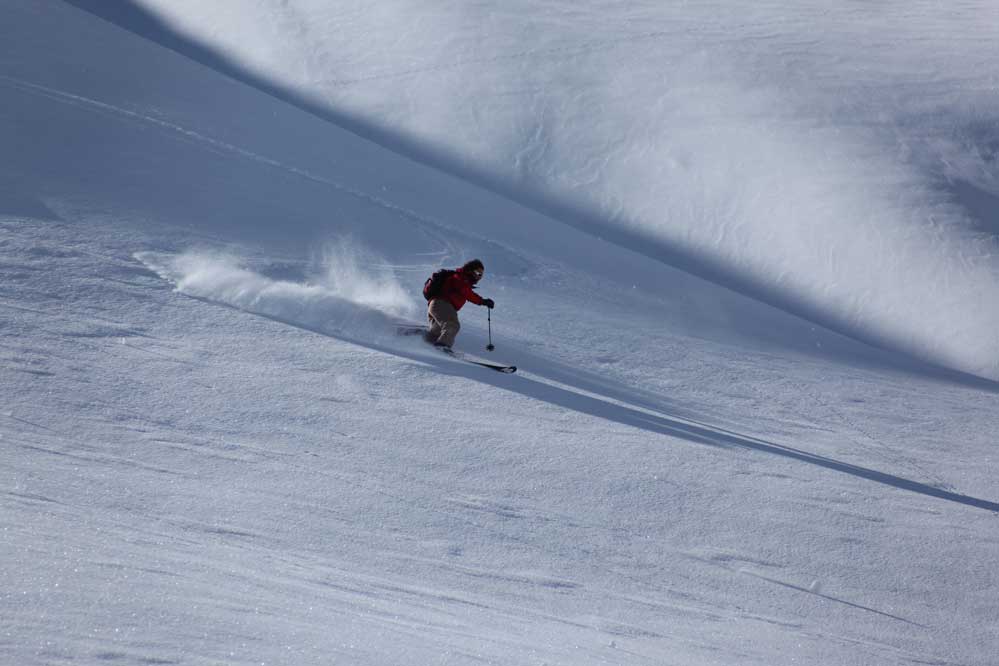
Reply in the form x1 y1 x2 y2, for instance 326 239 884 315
3 2 999 665
74 0 999 381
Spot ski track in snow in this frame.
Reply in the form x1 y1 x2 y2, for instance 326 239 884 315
0 74 463 244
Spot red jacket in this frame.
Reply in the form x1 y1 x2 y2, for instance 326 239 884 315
439 268 484 311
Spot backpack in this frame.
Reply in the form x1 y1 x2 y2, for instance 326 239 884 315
423 269 455 301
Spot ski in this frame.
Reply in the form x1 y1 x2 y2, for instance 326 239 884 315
395 324 516 373
456 356 517 373
436 345 517 373
446 352 516 373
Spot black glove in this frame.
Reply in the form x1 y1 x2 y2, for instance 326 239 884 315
482 298 495 309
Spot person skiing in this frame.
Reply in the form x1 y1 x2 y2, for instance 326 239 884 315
426 259 494 350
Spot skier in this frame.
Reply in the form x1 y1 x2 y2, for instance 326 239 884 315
426 259 495 350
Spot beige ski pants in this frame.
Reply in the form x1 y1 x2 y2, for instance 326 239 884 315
427 299 460 347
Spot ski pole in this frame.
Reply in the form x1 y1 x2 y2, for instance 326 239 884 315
486 308 495 352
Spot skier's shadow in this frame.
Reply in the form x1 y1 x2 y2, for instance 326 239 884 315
418 343 999 514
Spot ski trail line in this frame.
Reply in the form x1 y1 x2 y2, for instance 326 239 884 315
0 74 461 241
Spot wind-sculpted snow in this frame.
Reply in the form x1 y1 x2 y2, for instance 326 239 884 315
119 0 999 380
137 245 419 341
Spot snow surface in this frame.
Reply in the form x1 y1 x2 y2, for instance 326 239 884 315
86 0 999 380
2 2 999 665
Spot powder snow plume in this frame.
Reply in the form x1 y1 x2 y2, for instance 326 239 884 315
136 242 419 341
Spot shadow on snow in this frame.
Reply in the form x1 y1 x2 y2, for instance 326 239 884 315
456 364 999 514
198 291 999 515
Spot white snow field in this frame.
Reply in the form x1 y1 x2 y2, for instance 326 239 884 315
2 2 998 665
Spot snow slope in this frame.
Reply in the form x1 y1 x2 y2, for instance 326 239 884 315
2 2 999 665
84 0 999 381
